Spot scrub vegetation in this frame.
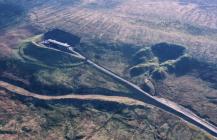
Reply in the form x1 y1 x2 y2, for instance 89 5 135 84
0 0 217 139
0 1 25 29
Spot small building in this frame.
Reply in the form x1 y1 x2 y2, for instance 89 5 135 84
44 29 81 46
44 39 72 53
47 39 70 48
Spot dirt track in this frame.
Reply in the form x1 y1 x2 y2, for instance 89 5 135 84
0 80 146 106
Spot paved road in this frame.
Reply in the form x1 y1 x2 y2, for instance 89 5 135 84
86 59 217 138
35 40 217 138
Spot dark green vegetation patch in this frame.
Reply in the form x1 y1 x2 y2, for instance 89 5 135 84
0 31 130 96
44 29 81 46
151 43 186 63
129 43 194 80
19 42 82 68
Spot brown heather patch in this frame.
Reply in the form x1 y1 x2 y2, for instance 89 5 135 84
0 25 41 58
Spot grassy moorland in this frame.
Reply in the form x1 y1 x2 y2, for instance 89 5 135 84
0 86 215 140
0 32 130 96
28 0 217 63
0 0 217 139
0 2 25 29
0 29 216 139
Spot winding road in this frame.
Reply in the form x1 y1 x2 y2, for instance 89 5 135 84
62 40 217 138
86 59 217 138
5 40 217 138
0 81 145 106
